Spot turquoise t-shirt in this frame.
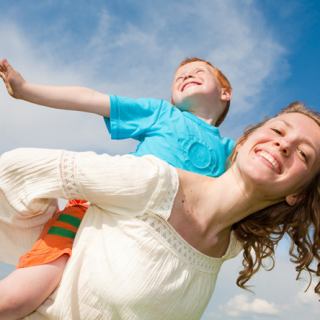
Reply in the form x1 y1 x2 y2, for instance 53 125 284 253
104 95 235 178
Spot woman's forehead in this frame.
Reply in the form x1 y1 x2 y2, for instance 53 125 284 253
267 112 320 129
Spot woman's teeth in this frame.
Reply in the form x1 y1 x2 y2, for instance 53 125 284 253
257 150 280 173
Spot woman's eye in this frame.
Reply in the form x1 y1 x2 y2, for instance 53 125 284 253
272 128 282 135
298 150 307 162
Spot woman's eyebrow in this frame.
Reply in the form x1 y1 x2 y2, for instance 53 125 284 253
278 119 293 129
278 119 318 152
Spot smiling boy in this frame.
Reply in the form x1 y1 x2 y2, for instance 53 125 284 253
172 59 230 126
0 56 233 318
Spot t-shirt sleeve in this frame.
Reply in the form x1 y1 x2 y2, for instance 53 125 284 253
104 95 163 141
222 137 236 157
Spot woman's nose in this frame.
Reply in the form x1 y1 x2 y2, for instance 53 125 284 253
274 140 291 156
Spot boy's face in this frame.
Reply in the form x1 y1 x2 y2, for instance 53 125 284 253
171 61 223 112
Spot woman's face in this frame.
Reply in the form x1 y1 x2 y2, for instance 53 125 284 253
236 112 320 203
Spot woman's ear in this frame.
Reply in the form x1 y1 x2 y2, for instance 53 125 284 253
285 193 304 206
235 138 245 152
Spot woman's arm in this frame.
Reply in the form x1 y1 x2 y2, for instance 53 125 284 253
0 59 110 118
0 148 164 218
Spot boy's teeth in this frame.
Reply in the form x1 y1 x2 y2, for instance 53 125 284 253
257 150 280 173
183 83 198 90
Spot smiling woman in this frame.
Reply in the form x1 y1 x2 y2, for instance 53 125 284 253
230 101 320 292
0 102 319 319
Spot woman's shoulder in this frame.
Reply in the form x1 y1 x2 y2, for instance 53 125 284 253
140 155 179 220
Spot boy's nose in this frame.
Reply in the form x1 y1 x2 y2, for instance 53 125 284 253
183 73 194 80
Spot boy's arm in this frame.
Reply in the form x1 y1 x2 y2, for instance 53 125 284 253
0 59 110 118
0 256 68 319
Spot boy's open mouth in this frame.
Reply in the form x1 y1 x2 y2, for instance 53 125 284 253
181 82 201 92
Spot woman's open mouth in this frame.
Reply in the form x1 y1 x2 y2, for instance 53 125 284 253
256 150 281 174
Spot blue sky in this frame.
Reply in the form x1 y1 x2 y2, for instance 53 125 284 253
0 0 320 318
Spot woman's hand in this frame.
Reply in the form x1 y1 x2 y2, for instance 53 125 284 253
0 59 26 99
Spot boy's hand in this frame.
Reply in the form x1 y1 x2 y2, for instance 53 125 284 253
0 59 26 99
0 58 110 117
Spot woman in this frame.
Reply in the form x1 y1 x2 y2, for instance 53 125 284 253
0 102 319 319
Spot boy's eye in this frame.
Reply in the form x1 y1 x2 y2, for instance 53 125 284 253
195 69 204 74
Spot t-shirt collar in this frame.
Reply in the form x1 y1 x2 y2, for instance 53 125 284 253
182 111 220 136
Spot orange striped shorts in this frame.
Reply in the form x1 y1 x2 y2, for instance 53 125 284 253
16 199 89 269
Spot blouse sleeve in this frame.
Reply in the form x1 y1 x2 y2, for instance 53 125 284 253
72 150 170 217
0 148 62 264
0 148 175 264
0 148 171 219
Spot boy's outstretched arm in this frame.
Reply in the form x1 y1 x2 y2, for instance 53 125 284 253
0 256 68 319
0 59 111 118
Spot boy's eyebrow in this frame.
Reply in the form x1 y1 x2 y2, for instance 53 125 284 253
174 67 207 78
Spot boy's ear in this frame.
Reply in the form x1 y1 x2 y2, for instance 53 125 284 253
221 88 232 102
285 193 304 206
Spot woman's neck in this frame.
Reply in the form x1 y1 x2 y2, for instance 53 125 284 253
195 168 279 230
169 168 279 257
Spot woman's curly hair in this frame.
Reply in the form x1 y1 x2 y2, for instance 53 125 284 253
229 101 320 296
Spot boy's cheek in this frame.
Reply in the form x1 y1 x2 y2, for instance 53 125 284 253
171 92 181 106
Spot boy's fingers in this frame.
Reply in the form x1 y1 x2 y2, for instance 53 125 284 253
0 59 10 71
3 60 12 71
0 59 5 68
0 67 5 75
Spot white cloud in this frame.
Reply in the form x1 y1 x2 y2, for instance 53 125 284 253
221 294 280 317
0 20 139 155
295 282 320 314
0 0 288 154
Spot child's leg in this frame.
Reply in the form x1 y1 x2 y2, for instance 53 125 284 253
17 199 89 268
0 200 89 319
0 256 68 320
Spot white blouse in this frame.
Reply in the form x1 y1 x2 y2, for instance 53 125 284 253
0 148 242 320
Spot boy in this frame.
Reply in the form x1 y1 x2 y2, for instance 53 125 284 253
0 57 232 318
